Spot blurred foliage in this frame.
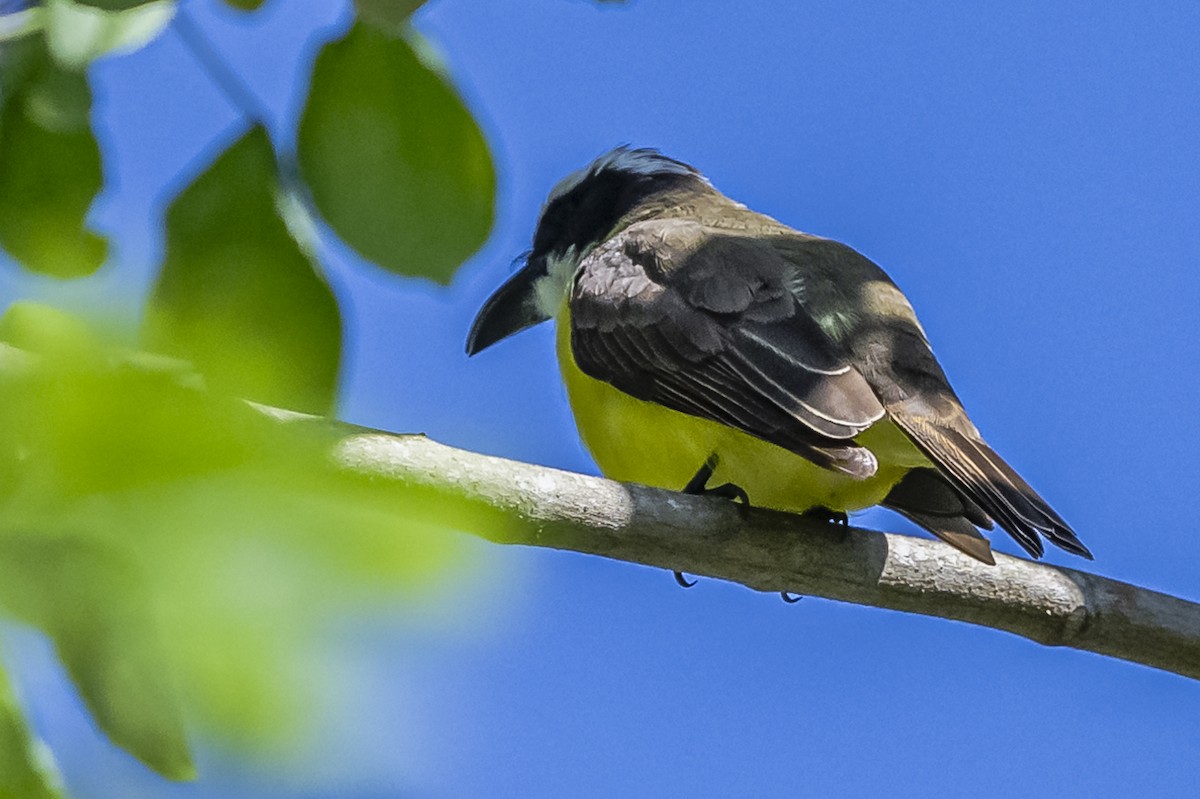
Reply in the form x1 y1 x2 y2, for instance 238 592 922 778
299 21 494 283
0 305 479 778
146 126 342 415
41 0 176 70
0 667 61 799
0 36 106 277
0 0 505 792
72 0 159 11
354 0 427 33
0 4 43 44
0 535 193 780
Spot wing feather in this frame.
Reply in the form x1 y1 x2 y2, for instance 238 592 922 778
785 236 1091 560
570 221 885 477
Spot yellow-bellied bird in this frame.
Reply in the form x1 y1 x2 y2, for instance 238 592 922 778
467 148 1091 567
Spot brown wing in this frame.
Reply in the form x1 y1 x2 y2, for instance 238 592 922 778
783 237 1092 560
889 400 1091 559
569 220 886 477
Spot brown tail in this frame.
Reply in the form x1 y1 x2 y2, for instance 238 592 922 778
889 403 1092 561
882 468 995 564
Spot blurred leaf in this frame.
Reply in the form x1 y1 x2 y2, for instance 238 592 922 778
0 535 195 780
0 326 478 756
0 313 254 497
0 301 98 358
0 4 42 43
0 667 63 799
354 0 425 33
21 63 92 132
298 22 494 284
222 0 265 10
0 30 40 97
72 0 157 9
0 313 268 497
145 126 342 415
44 0 176 69
0 38 107 277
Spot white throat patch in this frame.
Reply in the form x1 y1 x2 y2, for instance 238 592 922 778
533 245 583 316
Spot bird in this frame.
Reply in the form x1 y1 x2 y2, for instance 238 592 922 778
466 146 1091 568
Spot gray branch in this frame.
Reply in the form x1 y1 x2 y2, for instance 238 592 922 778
291 417 1199 682
5 341 1197 682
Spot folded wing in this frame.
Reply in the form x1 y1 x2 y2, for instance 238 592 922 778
787 237 1091 560
569 221 885 477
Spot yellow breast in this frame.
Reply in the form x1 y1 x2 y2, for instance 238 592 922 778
555 308 926 513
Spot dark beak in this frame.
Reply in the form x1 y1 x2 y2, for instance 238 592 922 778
465 261 552 355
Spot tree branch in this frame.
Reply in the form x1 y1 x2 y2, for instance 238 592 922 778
5 341 1198 682
251 408 1200 682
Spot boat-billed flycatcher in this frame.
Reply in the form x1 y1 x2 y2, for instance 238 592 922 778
466 147 1091 566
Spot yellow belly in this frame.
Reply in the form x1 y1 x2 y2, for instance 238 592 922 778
556 311 927 513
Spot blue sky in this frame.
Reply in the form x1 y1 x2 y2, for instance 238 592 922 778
4 0 1200 796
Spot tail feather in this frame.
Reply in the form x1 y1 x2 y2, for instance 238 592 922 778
882 468 995 564
889 408 1091 561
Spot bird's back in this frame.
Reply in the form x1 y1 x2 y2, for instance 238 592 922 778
563 210 1089 560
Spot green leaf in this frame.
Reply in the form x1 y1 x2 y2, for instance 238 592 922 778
0 33 40 98
0 535 194 780
44 0 176 69
354 0 426 33
0 301 98 358
222 0 266 10
0 305 256 497
298 22 495 284
0 5 44 44
0 327 476 756
145 127 342 415
0 667 63 799
69 0 159 13
0 39 107 278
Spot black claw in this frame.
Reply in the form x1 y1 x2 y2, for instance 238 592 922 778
682 455 751 518
675 456 750 590
780 592 803 604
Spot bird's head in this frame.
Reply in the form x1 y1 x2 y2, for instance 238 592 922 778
466 147 705 355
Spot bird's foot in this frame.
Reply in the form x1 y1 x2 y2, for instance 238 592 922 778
803 506 850 542
682 454 719 494
705 482 751 518
803 506 848 525
671 455 752 590
683 454 751 517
